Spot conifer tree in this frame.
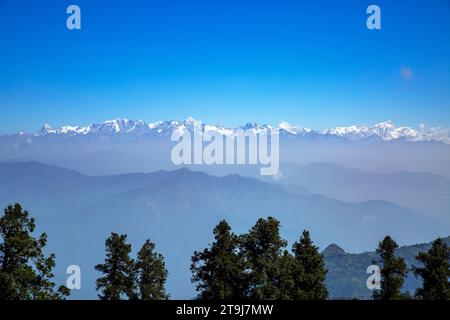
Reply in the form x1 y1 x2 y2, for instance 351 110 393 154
413 238 450 300
241 217 287 299
191 220 246 299
0 203 69 300
373 236 408 300
136 239 169 300
95 233 136 300
291 230 328 300
276 250 296 300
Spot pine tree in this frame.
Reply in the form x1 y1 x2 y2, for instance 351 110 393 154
276 250 295 300
290 230 328 300
413 238 450 300
373 236 408 300
191 220 246 299
0 203 69 300
136 239 169 300
241 217 287 299
95 233 136 300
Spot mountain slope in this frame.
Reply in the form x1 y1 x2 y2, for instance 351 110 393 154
324 236 450 299
0 161 447 299
2 119 450 177
274 162 450 224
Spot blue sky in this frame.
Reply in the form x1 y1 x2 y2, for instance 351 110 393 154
0 0 449 134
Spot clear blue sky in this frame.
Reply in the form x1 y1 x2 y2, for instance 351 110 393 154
0 0 449 134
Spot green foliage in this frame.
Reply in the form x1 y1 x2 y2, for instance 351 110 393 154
96 233 169 300
324 237 450 299
191 220 247 299
95 233 137 300
136 239 169 300
192 219 328 300
0 203 69 300
373 236 409 300
413 238 450 300
290 230 328 300
241 217 288 299
3 201 447 301
275 250 296 299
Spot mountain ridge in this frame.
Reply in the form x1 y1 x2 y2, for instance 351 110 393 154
324 236 450 299
0 161 447 298
275 162 450 224
6 117 450 144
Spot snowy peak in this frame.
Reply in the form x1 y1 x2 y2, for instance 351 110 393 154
40 123 91 136
372 120 418 140
34 119 450 144
241 122 259 130
279 121 312 135
322 121 449 143
40 124 52 135
40 119 159 137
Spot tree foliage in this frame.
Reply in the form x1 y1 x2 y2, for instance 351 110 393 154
290 230 328 300
3 202 448 301
0 203 69 300
413 238 450 300
136 239 169 300
191 220 247 299
95 233 136 300
192 219 329 300
240 217 288 299
373 236 409 300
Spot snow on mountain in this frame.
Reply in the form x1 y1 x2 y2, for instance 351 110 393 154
40 123 91 135
320 120 450 144
278 122 314 136
320 121 422 142
30 118 450 144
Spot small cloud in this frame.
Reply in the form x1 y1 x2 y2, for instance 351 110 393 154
400 66 413 80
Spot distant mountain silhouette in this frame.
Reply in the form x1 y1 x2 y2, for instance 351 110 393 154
0 161 446 298
324 236 450 299
274 162 450 224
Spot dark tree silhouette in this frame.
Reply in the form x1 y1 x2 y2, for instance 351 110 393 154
191 220 247 299
136 239 169 300
95 233 136 300
0 203 69 300
413 237 450 300
373 236 408 300
290 230 328 300
241 217 288 299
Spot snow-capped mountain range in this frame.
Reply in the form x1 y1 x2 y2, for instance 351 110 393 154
19 117 450 144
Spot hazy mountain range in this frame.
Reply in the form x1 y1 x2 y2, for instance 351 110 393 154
1 118 448 298
272 162 450 224
324 236 450 299
0 161 448 299
2 118 450 177
4 117 450 144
